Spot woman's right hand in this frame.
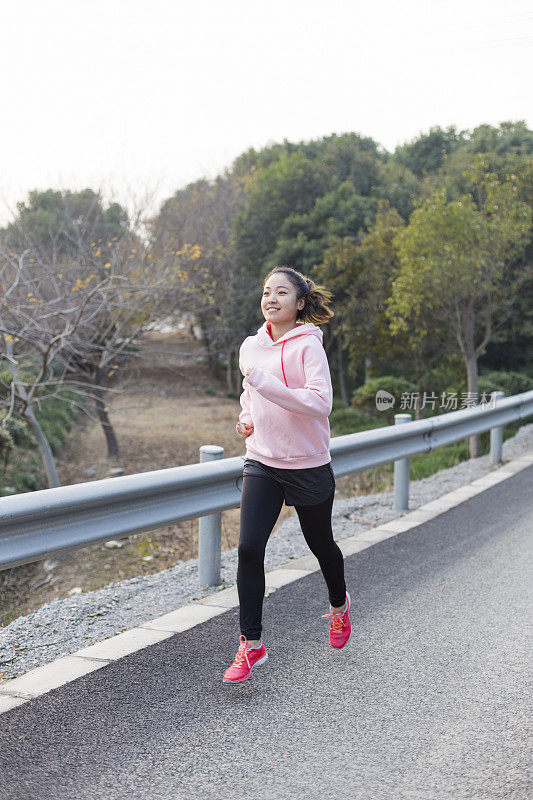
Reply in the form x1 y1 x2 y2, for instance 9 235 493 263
236 422 254 438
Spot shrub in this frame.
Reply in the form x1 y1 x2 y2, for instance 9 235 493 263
330 405 387 437
0 366 38 399
478 370 533 398
351 376 418 424
420 354 464 396
0 415 32 464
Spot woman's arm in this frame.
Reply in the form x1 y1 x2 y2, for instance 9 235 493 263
244 341 332 418
235 382 254 434
235 347 254 433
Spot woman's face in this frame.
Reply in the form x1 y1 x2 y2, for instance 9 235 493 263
261 275 305 325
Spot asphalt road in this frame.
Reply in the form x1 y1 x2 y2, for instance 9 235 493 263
0 465 531 800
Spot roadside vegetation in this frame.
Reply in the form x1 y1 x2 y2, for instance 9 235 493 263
1 121 532 625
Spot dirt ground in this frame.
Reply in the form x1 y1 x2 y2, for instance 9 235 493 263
0 329 390 626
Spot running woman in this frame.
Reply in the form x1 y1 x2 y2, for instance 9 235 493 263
223 266 351 684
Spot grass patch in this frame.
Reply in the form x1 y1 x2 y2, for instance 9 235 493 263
331 402 532 487
409 418 529 481
330 404 389 436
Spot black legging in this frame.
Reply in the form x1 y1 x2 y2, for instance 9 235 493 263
237 474 347 639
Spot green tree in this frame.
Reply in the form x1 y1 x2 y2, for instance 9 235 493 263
394 125 464 178
149 172 251 392
268 181 376 274
388 160 532 456
234 150 330 272
371 159 421 220
316 204 407 404
300 132 382 194
1 188 128 261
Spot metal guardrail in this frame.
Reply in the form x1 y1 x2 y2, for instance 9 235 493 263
1 390 532 584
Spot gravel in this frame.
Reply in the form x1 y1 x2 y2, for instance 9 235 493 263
1 423 532 683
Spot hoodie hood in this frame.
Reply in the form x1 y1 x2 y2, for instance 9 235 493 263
256 320 323 346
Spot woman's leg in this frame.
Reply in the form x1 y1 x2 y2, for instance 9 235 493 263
294 489 346 608
237 474 285 640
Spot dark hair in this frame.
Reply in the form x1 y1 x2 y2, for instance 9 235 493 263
262 266 334 325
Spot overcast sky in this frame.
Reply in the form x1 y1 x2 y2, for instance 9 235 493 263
1 0 531 225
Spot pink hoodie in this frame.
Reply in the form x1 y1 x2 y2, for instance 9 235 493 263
236 320 333 469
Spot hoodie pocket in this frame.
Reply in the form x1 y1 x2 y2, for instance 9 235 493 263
250 403 328 460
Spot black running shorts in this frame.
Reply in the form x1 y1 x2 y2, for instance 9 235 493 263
241 457 336 507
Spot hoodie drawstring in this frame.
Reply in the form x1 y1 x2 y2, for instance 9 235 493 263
261 321 321 388
281 340 288 386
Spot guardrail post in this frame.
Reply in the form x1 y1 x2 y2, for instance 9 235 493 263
198 445 224 588
490 391 505 466
394 413 412 511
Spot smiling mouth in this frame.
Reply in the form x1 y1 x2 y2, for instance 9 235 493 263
267 307 279 311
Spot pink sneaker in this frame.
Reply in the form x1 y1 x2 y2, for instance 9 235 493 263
223 635 268 683
322 590 352 648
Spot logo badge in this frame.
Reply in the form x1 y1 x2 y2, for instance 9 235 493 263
375 390 395 412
